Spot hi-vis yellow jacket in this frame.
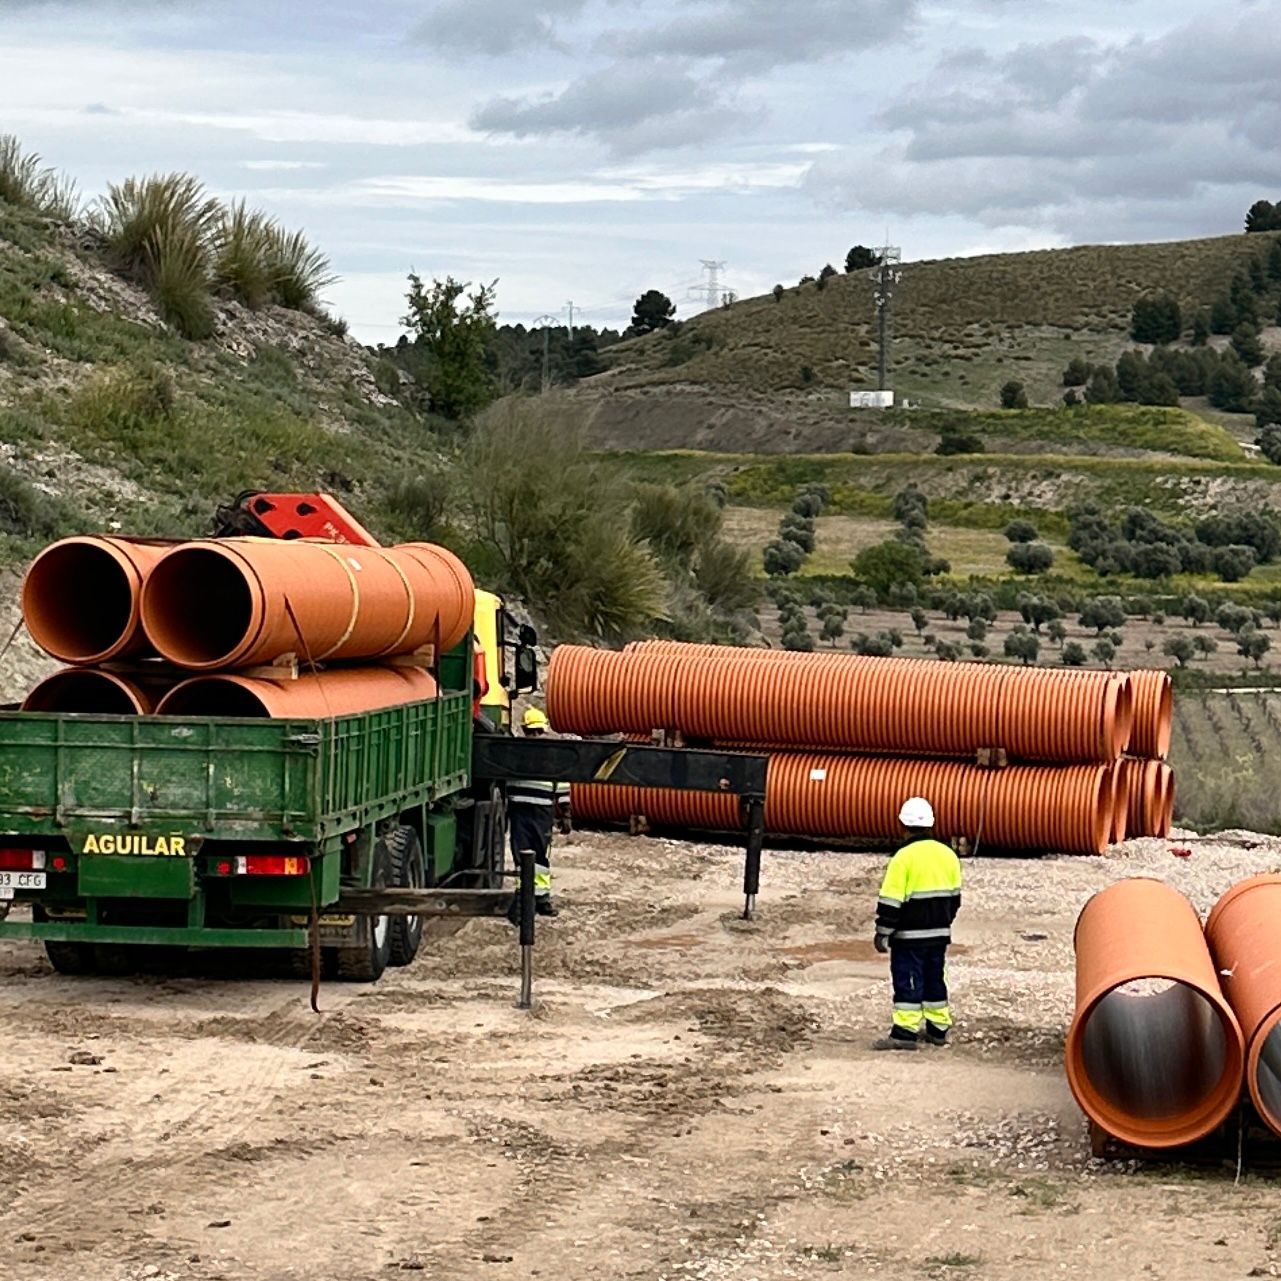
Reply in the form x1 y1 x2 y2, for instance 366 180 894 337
875 839 962 946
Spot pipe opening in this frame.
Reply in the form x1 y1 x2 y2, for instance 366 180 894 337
145 548 254 667
1080 980 1232 1122
25 543 136 662
160 679 270 718
1254 1024 1281 1131
23 671 142 715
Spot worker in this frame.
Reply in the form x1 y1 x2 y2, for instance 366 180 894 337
507 707 571 918
872 796 962 1051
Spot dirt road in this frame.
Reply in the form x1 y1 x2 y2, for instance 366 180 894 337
3 831 1281 1281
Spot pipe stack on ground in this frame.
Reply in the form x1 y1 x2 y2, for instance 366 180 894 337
553 641 1176 855
16 534 471 719
1071 874 1281 1148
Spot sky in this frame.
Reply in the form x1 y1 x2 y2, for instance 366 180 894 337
2 0 1279 341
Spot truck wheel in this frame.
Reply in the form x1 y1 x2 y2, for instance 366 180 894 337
43 941 96 975
482 786 507 891
335 841 394 983
388 825 425 968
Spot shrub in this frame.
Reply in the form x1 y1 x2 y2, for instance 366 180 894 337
1260 426 1281 465
1004 519 1038 544
1062 357 1092 387
1232 322 1264 368
1217 603 1255 634
1046 619 1066 646
1195 512 1281 564
1130 293 1181 344
631 483 721 567
966 618 987 643
772 284 784 302
1238 626 1271 668
1091 638 1116 668
764 539 806 577
0 134 78 219
820 613 845 645
264 224 335 310
0 462 75 538
782 626 816 652
1000 380 1028 409
851 541 924 597
1212 544 1257 583
210 200 277 309
852 633 893 657
1208 352 1256 412
98 172 219 281
909 606 928 636
1006 542 1054 573
693 541 756 613
935 640 961 661
850 585 877 612
386 472 452 543
145 223 215 339
1004 630 1040 665
936 427 984 455
1061 641 1087 667
1085 366 1120 403
1080 596 1126 633
1163 635 1195 667
1193 635 1219 659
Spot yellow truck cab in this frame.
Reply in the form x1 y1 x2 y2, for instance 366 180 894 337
473 589 538 730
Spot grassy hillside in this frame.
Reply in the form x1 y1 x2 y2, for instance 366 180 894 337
0 199 435 565
596 233 1275 407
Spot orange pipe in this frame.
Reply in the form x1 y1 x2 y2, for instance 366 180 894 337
140 539 474 670
21 668 171 715
156 666 437 718
573 752 1117 854
1108 760 1130 844
1066 878 1244 1148
1206 875 1281 1137
1127 670 1172 759
22 537 168 665
549 643 1134 763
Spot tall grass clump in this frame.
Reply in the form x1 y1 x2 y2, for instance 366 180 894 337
0 134 78 220
97 174 219 338
263 225 335 310
210 200 277 309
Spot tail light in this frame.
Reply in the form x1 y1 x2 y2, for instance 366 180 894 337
212 856 311 877
0 851 46 871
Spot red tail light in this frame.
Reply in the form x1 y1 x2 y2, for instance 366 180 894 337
210 856 311 877
0 850 45 872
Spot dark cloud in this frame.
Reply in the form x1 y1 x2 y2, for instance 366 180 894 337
470 59 756 154
809 8 1281 241
413 0 587 56
608 0 920 72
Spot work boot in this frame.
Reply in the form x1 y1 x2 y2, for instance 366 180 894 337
535 896 559 918
924 1030 949 1047
871 1036 918 1052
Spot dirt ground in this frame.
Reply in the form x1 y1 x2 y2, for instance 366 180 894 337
4 830 1281 1281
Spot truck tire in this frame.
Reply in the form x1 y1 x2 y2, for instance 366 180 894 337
335 841 394 983
387 825 425 968
43 941 96 975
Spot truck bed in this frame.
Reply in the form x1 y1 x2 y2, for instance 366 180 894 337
0 690 473 852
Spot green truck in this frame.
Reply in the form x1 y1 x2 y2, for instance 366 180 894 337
0 494 768 990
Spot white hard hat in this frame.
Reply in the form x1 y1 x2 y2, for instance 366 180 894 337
898 796 935 828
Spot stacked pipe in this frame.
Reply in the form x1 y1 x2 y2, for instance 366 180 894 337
552 641 1176 855
1070 875 1281 1148
17 534 474 719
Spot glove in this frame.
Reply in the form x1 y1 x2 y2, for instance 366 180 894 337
874 934 889 955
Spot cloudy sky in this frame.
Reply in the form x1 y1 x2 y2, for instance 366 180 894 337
2 0 1278 340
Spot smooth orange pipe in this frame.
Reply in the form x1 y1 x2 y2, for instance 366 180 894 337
550 644 1134 763
21 668 171 715
141 538 474 670
1206 875 1281 1136
156 666 437 718
1127 670 1173 760
1066 878 1244 1148
22 537 168 665
574 752 1116 854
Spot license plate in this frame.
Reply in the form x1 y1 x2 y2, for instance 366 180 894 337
0 888 11 900
0 872 46 891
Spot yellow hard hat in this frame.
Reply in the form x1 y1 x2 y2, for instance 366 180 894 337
522 707 550 732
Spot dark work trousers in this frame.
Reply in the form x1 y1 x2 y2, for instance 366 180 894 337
509 805 553 898
889 943 952 1042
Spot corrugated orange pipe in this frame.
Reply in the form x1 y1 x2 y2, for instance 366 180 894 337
1108 760 1130 844
573 752 1117 854
1066 878 1244 1148
1206 875 1281 1137
1127 670 1173 759
156 666 437 718
21 668 171 715
22 537 168 665
549 644 1133 763
140 538 474 670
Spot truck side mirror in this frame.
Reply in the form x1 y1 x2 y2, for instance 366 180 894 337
517 623 538 647
513 646 538 694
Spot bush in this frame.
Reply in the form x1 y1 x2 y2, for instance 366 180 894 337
782 626 816 652
1061 641 1087 667
1163 635 1195 667
1062 357 1092 387
1195 512 1281 564
462 398 667 640
1260 426 1281 465
966 618 987 643
0 462 75 538
1217 603 1255 634
1000 380 1028 409
264 225 335 310
1004 519 1038 544
1232 322 1264 368
935 640 961 661
0 134 78 219
1212 544 1258 582
936 427 984 455
1006 542 1054 574
631 483 722 567
778 512 816 554
386 472 452 543
764 539 805 577
1091 638 1116 668
1080 596 1126 633
1085 367 1120 404
1130 293 1181 344
1209 353 1257 412
693 541 756 613
210 200 276 309
1004 630 1040 665
851 540 924 597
